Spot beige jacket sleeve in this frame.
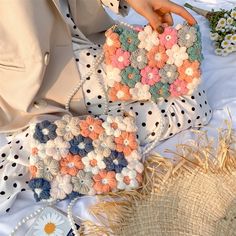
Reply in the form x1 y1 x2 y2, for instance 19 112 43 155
101 0 130 16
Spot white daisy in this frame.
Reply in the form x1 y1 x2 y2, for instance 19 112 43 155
231 10 236 19
221 40 231 48
33 212 64 236
227 17 234 25
210 32 219 41
231 34 236 44
217 18 226 28
215 48 223 56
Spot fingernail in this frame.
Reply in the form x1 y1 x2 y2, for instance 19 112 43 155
157 26 164 34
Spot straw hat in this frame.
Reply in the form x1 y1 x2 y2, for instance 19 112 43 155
80 125 236 236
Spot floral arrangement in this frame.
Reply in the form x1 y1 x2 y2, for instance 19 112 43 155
185 3 236 56
28 114 143 202
103 23 203 102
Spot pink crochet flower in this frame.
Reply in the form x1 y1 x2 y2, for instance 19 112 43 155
159 27 178 49
111 48 130 70
169 79 189 97
147 45 168 68
141 66 160 86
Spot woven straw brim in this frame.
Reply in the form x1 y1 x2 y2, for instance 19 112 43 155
79 122 236 236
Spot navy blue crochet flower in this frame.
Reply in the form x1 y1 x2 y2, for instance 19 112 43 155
28 178 51 202
33 120 57 144
105 151 128 173
69 135 94 157
66 191 83 201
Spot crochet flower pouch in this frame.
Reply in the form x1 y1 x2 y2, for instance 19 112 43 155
104 23 203 102
28 114 144 202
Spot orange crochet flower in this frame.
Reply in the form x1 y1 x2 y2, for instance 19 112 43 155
178 60 200 83
108 82 131 102
93 170 117 194
29 165 37 178
104 29 121 55
79 116 104 140
114 132 138 156
147 45 168 68
60 153 84 176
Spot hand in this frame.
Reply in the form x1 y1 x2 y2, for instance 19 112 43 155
124 0 197 33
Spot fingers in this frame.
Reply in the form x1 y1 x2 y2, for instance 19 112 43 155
165 1 197 25
162 13 173 26
141 6 164 33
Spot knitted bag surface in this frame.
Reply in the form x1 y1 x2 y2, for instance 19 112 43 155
103 23 203 102
28 114 143 202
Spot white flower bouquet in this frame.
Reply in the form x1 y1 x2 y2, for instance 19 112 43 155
185 3 236 56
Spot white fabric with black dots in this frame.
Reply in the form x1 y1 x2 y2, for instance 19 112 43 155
0 129 31 215
74 47 212 146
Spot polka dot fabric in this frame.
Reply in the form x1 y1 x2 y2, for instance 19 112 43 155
28 114 143 202
103 23 203 102
0 129 31 215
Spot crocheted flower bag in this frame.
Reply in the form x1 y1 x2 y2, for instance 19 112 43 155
104 23 203 102
28 114 143 202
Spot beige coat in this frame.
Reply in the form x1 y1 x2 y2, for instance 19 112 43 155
0 0 118 133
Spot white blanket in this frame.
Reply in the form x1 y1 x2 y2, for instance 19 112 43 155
1 0 236 234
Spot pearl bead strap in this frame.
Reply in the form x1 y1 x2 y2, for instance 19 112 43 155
10 206 45 236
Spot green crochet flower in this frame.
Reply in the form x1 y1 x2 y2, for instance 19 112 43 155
120 29 140 52
113 26 124 35
149 82 170 101
187 41 204 62
121 66 141 88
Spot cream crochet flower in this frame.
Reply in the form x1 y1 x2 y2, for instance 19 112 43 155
187 77 201 95
50 174 73 200
106 65 122 87
166 44 188 67
93 133 116 157
130 82 151 101
82 151 106 175
72 170 94 195
138 25 159 51
31 139 47 159
35 157 59 181
55 115 81 141
45 137 70 161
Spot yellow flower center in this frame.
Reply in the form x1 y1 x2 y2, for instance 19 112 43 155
44 222 56 234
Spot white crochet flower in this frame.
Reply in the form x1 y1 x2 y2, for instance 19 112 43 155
50 174 73 200
45 137 70 161
126 150 142 162
102 115 137 137
138 25 159 51
187 78 201 95
93 133 116 157
55 115 81 141
127 159 144 174
175 24 183 30
166 44 188 67
116 167 139 190
82 151 106 175
31 139 47 159
130 82 151 101
35 157 59 181
106 65 122 87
